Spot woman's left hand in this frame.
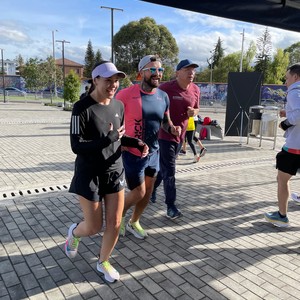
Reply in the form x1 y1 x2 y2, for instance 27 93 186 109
117 125 126 139
109 123 125 140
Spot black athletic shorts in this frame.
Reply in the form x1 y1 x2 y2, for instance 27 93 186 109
276 149 300 176
69 168 125 201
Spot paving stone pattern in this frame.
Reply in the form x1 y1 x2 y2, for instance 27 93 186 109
0 102 300 300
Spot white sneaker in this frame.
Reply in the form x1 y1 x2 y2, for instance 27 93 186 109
97 260 120 283
199 147 207 157
65 223 80 259
291 192 300 204
193 155 200 163
126 220 148 239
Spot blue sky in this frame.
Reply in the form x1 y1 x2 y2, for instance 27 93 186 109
1 0 300 68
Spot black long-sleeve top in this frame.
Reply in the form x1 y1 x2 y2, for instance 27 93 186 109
70 95 142 174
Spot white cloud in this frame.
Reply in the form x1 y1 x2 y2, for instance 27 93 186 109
0 24 29 43
174 9 236 29
1 0 300 69
172 12 300 68
99 46 112 61
78 17 87 30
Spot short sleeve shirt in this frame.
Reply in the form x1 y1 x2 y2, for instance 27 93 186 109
158 80 200 143
116 84 170 156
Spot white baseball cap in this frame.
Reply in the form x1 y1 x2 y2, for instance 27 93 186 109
92 62 126 79
138 55 161 72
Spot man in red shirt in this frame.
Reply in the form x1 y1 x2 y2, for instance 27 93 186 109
153 59 200 219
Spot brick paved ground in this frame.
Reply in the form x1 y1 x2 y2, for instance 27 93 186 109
0 102 300 300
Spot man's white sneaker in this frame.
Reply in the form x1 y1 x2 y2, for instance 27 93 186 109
126 220 148 239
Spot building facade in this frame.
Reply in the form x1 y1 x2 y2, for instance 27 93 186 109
55 58 84 79
1 59 17 75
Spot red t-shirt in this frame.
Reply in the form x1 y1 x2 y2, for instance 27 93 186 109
116 84 170 156
158 80 200 143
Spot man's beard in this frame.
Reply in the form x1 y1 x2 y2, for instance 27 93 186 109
144 75 160 89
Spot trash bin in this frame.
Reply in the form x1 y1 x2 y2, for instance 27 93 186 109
249 105 263 136
261 106 279 137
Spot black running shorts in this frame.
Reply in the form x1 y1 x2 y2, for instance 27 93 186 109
276 149 300 176
69 168 125 201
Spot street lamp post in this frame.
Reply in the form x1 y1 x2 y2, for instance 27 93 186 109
100 6 123 63
239 29 245 72
209 52 213 100
56 39 70 107
210 61 213 97
52 30 58 97
1 49 6 103
239 29 245 145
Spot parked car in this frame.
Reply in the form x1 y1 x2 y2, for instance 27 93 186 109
4 87 27 97
42 88 63 98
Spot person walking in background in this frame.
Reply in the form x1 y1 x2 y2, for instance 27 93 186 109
151 59 200 218
180 115 207 162
115 55 180 239
264 63 300 227
80 85 89 100
65 61 148 283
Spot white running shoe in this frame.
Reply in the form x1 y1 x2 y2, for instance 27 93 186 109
193 155 200 163
65 223 80 259
126 220 148 239
97 260 120 283
199 147 207 157
291 192 300 204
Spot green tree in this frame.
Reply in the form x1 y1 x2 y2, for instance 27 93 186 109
205 37 225 83
265 48 289 84
195 68 211 82
63 70 81 103
22 58 45 96
84 40 95 78
94 49 103 65
254 27 272 82
15 54 25 76
211 37 225 68
22 56 64 101
197 42 256 84
243 41 256 72
40 56 63 102
162 65 175 81
114 17 178 76
120 76 133 89
217 41 256 76
214 52 241 82
284 42 300 66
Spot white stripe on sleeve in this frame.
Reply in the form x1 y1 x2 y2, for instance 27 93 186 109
71 116 80 134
